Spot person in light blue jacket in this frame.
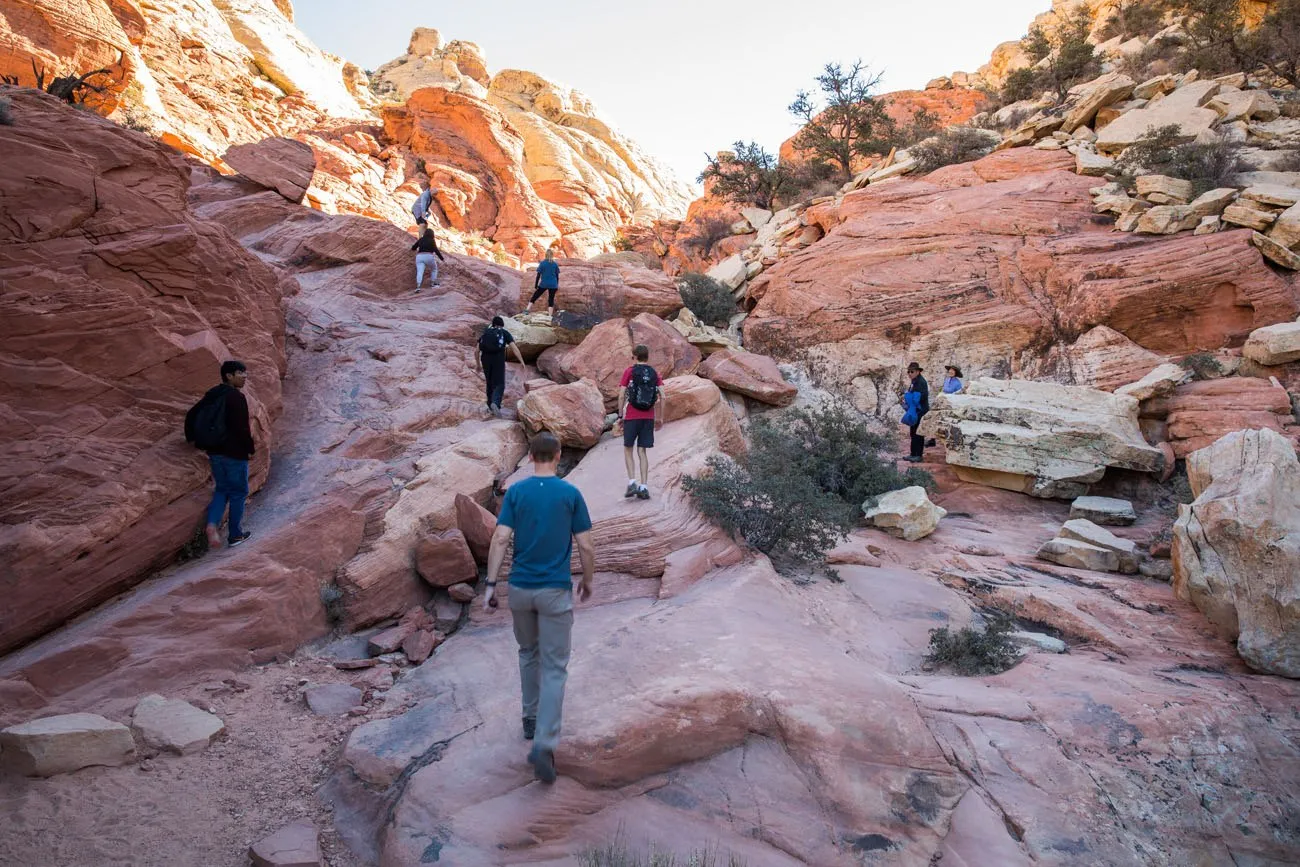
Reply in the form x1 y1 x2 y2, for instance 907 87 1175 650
942 365 965 395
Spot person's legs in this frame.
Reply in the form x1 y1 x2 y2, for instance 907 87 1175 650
909 423 924 460
546 287 557 320
509 586 541 727
527 285 547 314
429 255 440 286
205 455 229 545
225 457 250 540
488 357 507 409
532 585 574 778
415 255 427 288
623 423 639 497
636 422 653 498
637 446 649 487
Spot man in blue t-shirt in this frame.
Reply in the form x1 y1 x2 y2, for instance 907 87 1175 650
484 431 595 783
525 248 561 320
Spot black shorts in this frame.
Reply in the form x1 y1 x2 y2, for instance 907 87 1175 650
623 418 655 448
530 285 557 306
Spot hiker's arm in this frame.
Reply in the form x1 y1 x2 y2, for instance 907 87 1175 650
510 343 525 366
483 523 514 610
618 387 627 418
534 269 541 289
574 530 595 601
474 351 483 376
655 387 665 429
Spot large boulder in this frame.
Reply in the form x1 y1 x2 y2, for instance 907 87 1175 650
862 487 946 541
1095 81 1221 154
1140 377 1297 458
415 530 480 589
560 315 700 408
1172 428 1300 677
662 376 723 422
697 349 796 407
1036 537 1119 572
1242 319 1300 366
0 713 135 776
454 494 497 564
921 378 1165 498
222 138 316 203
516 259 684 319
517 378 607 448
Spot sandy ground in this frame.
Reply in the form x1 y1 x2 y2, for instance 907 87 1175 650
0 654 405 867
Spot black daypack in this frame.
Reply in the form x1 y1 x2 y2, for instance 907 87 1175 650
627 364 659 411
478 326 508 354
188 391 228 451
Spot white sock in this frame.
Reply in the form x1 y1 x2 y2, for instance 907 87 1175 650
628 478 637 486
639 482 648 490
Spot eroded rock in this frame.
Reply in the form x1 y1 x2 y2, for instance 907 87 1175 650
0 713 134 776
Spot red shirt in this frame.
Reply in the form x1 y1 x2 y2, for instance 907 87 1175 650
620 365 661 420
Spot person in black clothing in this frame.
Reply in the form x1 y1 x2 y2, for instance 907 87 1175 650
412 226 446 291
904 361 930 463
185 360 256 548
475 316 525 414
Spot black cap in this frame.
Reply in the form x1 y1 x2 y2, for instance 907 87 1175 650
907 362 922 372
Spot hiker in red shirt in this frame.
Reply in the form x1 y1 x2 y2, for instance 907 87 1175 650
617 344 665 500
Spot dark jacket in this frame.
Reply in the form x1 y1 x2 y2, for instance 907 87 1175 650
185 384 256 460
411 231 445 259
906 374 930 416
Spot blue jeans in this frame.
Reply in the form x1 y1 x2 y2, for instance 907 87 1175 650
206 455 249 539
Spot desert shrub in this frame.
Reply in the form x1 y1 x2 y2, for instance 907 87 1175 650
1022 7 1101 101
925 613 1020 675
320 583 346 624
1117 124 1243 195
177 525 209 561
781 159 841 205
613 232 635 252
1097 0 1166 41
788 60 894 178
910 127 998 173
580 839 746 867
1000 68 1041 105
1172 0 1300 86
684 399 928 568
1178 351 1225 380
1270 149 1300 173
678 216 735 258
677 272 736 327
0 97 12 126
697 141 797 210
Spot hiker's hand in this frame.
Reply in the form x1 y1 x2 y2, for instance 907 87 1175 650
576 579 592 602
654 418 663 431
483 584 498 610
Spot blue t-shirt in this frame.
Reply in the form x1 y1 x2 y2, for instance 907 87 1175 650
536 259 560 289
498 475 592 588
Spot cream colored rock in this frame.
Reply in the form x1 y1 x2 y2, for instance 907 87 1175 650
1096 86 1220 154
1076 149 1115 176
1133 74 1177 100
1061 73 1134 132
131 694 225 755
1057 519 1139 573
1207 89 1280 123
1172 428 1300 677
1187 187 1237 217
1136 205 1199 234
1194 216 1222 234
1115 363 1191 401
1267 202 1300 250
740 207 773 230
1036 537 1118 572
1252 231 1300 269
1240 184 1300 208
1136 175 1194 205
1242 320 1300 365
0 714 135 777
1115 199 1152 231
1223 203 1280 231
862 486 946 541
707 255 748 292
922 379 1165 499
1070 496 1137 526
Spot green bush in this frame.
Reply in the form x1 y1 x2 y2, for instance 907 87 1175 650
1097 0 1166 41
910 127 998 174
1178 351 1226 380
1117 124 1243 196
0 97 12 126
613 232 635 252
677 272 737 327
684 399 930 568
925 614 1020 675
678 216 735 258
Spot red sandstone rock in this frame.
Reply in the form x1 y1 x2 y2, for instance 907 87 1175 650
401 630 438 665
223 138 316 203
560 316 700 408
516 259 684 320
523 378 556 393
697 349 797 406
535 344 577 383
367 625 415 657
454 494 497 564
1141 377 1297 457
446 583 476 604
661 376 722 422
517 379 607 448
415 531 479 589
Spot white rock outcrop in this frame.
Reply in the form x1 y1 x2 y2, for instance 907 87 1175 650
862 486 946 541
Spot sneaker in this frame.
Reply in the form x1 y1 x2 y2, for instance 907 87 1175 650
414 286 422 293
625 482 639 498
904 456 922 463
432 280 441 287
522 717 536 741
527 746 557 784
636 486 650 500
228 531 251 547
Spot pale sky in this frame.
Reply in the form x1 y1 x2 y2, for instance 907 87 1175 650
295 1 1050 190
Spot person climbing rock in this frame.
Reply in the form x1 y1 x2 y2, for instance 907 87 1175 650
526 248 560 319
475 315 525 414
184 360 256 548
411 225 445 291
411 182 434 227
902 361 930 463
483 432 595 784
618 343 664 500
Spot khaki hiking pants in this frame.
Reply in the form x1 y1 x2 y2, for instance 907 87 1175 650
509 584 573 753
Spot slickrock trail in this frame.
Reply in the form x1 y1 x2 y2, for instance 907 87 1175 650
5 1 1300 864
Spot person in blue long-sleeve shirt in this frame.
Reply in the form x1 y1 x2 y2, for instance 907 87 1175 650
526 248 561 320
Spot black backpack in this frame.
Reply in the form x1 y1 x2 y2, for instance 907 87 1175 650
627 364 659 411
478 326 508 354
187 391 228 451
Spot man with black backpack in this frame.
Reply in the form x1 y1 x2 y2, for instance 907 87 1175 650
184 360 256 548
617 344 665 500
475 316 526 414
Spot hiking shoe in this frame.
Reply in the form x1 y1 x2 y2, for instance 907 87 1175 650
522 717 536 740
636 486 650 500
527 746 557 784
625 481 639 498
904 456 922 463
228 532 251 547
414 286 422 293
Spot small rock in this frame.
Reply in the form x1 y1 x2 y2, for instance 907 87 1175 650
862 486 946 541
1251 231 1300 270
433 594 465 634
1069 496 1137 526
332 658 377 671
303 684 363 717
401 629 439 665
1036 537 1119 572
1057 519 1140 573
354 666 395 692
248 819 322 867
367 624 415 656
130 695 225 756
447 582 477 604
0 713 135 777
1139 558 1174 581
1010 631 1068 653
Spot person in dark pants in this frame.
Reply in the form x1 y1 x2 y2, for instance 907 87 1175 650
184 360 256 548
475 316 525 414
904 361 930 463
526 248 560 319
483 432 596 784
